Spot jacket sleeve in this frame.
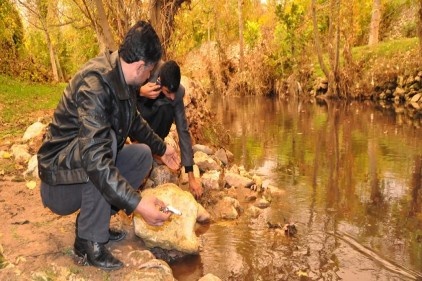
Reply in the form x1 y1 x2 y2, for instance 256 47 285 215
77 76 141 214
173 85 194 167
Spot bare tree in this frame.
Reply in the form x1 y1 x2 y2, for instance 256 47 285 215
70 0 117 52
94 0 117 51
17 0 64 82
368 0 381 45
238 0 244 72
311 0 356 98
149 0 189 59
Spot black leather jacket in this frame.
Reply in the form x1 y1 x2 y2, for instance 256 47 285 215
37 51 166 214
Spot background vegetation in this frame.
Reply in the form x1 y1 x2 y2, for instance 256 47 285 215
0 0 421 97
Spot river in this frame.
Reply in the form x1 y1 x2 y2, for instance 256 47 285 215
171 96 422 281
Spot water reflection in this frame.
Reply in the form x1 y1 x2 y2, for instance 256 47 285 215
172 96 422 280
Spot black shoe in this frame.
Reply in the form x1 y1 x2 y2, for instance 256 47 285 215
109 228 126 242
75 214 126 242
74 236 123 270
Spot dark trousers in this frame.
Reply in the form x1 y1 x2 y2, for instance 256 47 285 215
140 101 174 140
40 132 153 243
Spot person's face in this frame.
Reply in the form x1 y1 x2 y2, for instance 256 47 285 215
128 61 155 87
161 86 176 101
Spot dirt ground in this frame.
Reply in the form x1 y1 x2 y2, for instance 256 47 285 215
0 175 164 280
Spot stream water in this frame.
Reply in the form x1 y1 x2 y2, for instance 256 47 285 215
171 96 422 281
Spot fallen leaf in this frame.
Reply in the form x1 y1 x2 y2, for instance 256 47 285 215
2 152 11 159
15 164 24 170
296 270 308 277
26 181 37 190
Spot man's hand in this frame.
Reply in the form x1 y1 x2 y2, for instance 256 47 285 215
135 195 170 226
140 82 161 99
188 172 203 199
160 145 181 171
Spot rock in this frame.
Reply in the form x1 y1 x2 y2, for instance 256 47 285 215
24 154 38 177
224 171 254 188
254 198 270 209
193 144 214 155
10 144 31 163
201 170 221 191
198 273 222 281
246 206 262 218
213 196 240 220
149 165 179 186
214 148 229 166
134 183 209 254
124 258 175 281
22 121 46 141
194 151 221 172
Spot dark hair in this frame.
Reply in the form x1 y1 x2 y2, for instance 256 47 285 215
119 21 162 65
159 60 181 92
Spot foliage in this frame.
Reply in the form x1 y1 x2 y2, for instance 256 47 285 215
244 20 261 49
273 0 310 75
0 0 24 74
381 0 416 40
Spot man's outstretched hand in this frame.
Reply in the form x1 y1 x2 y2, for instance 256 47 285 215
160 144 181 171
188 172 203 199
135 195 171 226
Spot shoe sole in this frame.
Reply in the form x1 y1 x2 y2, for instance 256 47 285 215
108 232 127 242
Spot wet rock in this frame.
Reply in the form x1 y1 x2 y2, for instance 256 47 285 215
134 183 209 254
212 196 240 220
246 205 262 218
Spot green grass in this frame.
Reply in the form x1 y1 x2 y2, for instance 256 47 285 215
353 37 418 61
0 75 65 138
313 37 419 77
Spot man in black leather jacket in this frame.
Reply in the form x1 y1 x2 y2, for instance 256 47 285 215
37 21 180 271
137 60 203 198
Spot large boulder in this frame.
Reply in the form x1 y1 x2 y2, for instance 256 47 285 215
134 183 210 254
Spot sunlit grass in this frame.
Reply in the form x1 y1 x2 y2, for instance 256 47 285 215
0 75 65 138
352 37 419 63
313 37 419 77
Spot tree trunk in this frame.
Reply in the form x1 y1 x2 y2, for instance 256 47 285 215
94 0 117 51
45 30 59 82
311 0 329 78
368 0 381 46
149 0 163 40
238 0 244 72
149 0 188 59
